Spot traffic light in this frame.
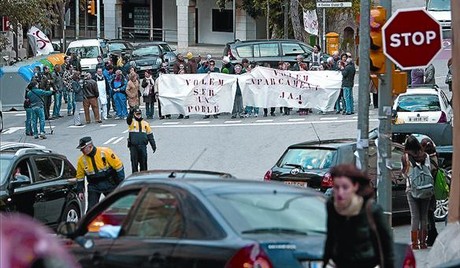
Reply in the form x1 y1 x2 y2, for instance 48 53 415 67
392 69 408 95
370 6 386 74
87 0 96 16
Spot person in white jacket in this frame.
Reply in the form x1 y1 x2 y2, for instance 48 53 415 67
94 68 108 120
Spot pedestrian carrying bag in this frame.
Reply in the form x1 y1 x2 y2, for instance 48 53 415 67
408 155 434 199
434 169 449 200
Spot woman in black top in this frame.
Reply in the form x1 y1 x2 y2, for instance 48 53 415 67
323 164 394 268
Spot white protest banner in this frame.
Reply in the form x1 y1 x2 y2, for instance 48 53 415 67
238 66 342 112
158 73 237 115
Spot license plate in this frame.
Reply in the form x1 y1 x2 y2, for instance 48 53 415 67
139 66 151 70
408 116 428 122
284 181 308 188
301 261 324 268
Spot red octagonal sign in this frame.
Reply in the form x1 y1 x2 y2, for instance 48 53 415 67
382 8 442 70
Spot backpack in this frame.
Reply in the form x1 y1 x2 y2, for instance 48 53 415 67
408 154 434 199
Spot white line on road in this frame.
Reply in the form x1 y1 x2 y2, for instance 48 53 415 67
112 137 124 144
256 119 273 123
104 137 119 144
100 124 117 127
288 118 306 122
320 117 338 120
153 119 378 128
162 122 180 125
193 121 210 124
14 113 26 117
224 120 242 123
2 127 25 134
68 125 86 128
122 129 129 133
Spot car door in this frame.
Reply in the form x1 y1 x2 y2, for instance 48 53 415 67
9 157 48 222
31 155 70 225
253 42 280 67
104 186 185 268
439 90 453 122
281 42 308 65
71 188 143 267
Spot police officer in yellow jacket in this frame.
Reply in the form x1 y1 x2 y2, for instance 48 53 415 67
76 136 125 211
127 108 156 173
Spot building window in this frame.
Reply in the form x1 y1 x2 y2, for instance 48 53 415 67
212 9 233 32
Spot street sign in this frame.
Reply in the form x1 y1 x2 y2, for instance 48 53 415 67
382 8 442 70
316 2 352 8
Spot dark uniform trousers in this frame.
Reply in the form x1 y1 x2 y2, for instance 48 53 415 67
130 145 148 173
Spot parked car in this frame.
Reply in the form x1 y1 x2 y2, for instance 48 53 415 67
264 139 410 218
131 42 177 78
393 85 453 124
106 39 134 65
0 147 83 229
426 0 451 31
224 39 329 68
58 175 416 267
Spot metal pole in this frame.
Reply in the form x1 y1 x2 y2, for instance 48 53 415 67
448 0 460 224
150 0 154 41
233 0 237 41
283 0 288 39
322 8 326 52
96 0 101 39
376 0 393 225
357 0 371 172
266 0 269 39
76 0 80 39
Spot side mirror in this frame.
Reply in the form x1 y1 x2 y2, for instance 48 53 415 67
10 175 31 189
57 221 78 237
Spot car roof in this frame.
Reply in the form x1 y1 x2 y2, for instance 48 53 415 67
120 177 320 196
67 39 103 48
289 138 356 149
0 147 60 159
124 169 235 181
0 142 46 152
227 39 309 45
400 87 440 96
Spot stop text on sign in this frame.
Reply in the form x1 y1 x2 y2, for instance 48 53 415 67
389 31 437 47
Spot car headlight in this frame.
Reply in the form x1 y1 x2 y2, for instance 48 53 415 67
156 58 162 65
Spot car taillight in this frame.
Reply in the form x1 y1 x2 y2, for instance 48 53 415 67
402 246 416 268
321 172 333 188
264 170 272 181
438 111 447 123
225 244 273 268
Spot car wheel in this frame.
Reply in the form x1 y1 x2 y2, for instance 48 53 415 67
434 198 449 222
63 203 81 223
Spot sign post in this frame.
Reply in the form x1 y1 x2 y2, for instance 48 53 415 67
382 8 443 69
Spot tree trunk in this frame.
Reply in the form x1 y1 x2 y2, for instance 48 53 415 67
289 0 305 42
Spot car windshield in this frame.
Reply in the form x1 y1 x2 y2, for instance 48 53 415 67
0 158 12 187
397 94 441 112
427 0 451 11
109 43 129 51
67 46 100 59
158 44 172 52
209 193 326 235
279 148 336 170
133 46 161 57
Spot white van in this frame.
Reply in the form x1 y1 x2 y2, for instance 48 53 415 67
66 39 108 72
426 0 451 31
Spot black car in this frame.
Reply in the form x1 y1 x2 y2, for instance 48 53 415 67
0 147 83 229
58 173 416 267
224 39 329 68
264 139 410 218
107 39 135 65
131 42 176 77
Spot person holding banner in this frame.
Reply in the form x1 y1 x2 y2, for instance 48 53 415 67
231 64 244 119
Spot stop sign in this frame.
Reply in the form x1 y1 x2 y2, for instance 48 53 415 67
382 8 442 70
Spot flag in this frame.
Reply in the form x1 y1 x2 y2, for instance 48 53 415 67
27 26 54 56
303 9 319 36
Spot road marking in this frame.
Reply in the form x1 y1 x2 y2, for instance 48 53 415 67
152 119 378 128
104 137 119 144
162 122 180 125
288 118 306 122
352 116 358 119
225 120 242 123
14 113 26 117
122 129 129 133
100 124 117 127
68 125 86 128
2 127 25 134
320 117 338 120
193 121 210 124
112 137 124 144
256 119 273 123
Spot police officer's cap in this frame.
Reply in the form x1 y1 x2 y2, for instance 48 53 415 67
134 108 142 114
77 136 93 149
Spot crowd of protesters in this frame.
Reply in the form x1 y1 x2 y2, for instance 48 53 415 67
23 46 357 136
